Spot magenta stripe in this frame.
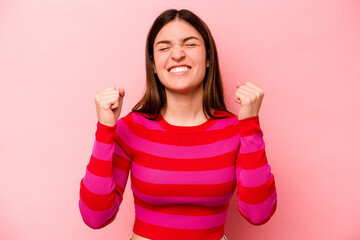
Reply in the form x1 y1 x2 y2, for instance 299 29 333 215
236 164 273 187
132 113 166 131
131 133 240 159
92 140 114 161
113 167 129 189
131 183 234 206
83 169 115 195
114 120 133 145
115 121 240 159
134 204 228 229
239 133 265 154
237 190 277 224
132 162 235 185
206 117 238 131
79 195 120 229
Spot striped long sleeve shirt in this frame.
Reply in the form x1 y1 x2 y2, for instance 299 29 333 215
79 110 277 240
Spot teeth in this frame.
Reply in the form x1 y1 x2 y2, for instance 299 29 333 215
169 66 189 73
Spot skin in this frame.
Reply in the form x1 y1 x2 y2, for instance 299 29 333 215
235 81 264 120
94 18 264 240
95 86 124 127
153 19 209 126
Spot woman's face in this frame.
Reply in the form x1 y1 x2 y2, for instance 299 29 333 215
153 19 207 94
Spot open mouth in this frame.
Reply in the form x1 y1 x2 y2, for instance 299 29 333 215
168 66 191 73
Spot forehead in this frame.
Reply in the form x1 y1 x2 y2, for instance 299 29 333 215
154 19 204 44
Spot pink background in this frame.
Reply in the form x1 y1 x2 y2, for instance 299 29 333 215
1 0 360 239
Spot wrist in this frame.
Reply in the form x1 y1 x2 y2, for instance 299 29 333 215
96 121 116 143
98 120 116 127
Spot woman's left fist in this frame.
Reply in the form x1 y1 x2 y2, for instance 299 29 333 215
235 81 264 120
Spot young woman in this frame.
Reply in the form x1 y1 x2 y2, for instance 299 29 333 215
79 9 277 240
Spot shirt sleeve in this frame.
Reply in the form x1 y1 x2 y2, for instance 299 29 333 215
235 116 277 225
79 120 132 229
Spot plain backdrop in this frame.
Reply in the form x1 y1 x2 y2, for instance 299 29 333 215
1 0 360 239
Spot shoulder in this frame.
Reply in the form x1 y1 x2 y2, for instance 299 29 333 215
206 110 238 131
116 111 162 130
213 109 237 120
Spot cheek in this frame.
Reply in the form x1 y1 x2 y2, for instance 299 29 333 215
153 53 167 67
153 56 167 83
196 54 207 74
192 49 207 68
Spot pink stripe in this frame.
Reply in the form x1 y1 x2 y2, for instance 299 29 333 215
79 195 120 229
83 169 115 195
131 183 234 206
206 117 238 131
237 190 277 224
92 140 114 161
115 120 240 159
113 167 129 190
114 120 133 145
239 133 265 154
132 162 235 184
134 204 228 229
236 164 273 187
131 133 240 159
132 113 166 131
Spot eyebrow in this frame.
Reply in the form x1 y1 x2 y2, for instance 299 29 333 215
155 36 200 46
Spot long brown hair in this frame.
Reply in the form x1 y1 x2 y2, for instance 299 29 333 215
132 9 229 119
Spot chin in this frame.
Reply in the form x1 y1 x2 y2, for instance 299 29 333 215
167 84 203 94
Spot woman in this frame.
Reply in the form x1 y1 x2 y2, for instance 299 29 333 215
79 9 277 240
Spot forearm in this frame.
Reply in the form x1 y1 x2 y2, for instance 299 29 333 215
79 122 121 229
236 116 277 225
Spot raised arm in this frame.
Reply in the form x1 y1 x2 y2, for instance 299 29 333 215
233 81 277 224
79 87 131 229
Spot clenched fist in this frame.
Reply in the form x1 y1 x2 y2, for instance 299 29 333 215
235 82 264 120
95 87 125 127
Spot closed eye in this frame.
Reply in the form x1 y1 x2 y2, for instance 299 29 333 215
159 47 170 51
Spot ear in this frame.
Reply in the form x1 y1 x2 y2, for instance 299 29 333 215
206 60 209 68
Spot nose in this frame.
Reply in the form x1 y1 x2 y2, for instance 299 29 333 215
170 45 185 61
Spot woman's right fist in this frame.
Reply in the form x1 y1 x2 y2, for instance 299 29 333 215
95 87 125 127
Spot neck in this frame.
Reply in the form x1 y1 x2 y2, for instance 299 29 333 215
162 86 208 126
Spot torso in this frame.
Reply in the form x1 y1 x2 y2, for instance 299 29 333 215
125 110 237 240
